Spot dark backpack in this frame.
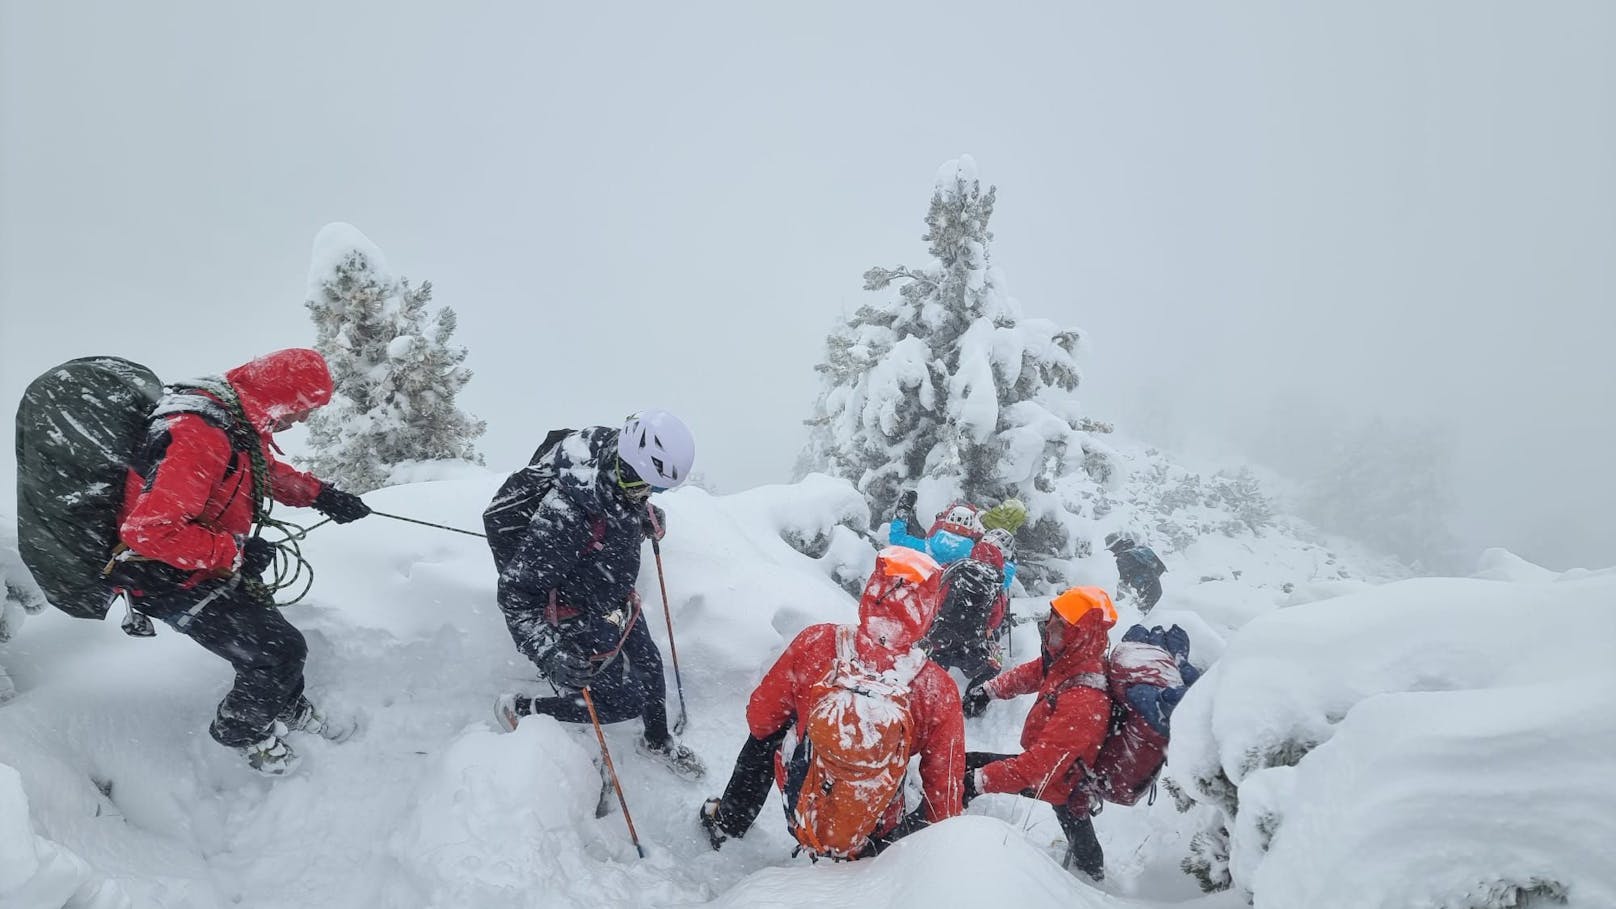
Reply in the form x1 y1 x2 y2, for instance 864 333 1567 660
14 357 163 619
483 428 572 574
1117 546 1167 586
1066 624 1192 809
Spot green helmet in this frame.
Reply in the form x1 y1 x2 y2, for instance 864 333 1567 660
980 498 1028 534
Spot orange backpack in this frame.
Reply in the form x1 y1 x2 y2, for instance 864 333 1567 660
785 626 922 859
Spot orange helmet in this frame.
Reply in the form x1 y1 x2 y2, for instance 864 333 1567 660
1050 586 1118 628
856 547 945 652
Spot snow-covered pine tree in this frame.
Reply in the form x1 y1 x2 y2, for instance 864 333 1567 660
801 156 1118 591
303 223 486 492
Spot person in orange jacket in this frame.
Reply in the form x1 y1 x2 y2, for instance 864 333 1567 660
699 547 966 858
962 586 1118 881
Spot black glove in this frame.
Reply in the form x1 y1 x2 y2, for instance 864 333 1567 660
962 767 982 805
642 504 666 541
893 489 919 526
314 484 371 524
240 536 278 579
535 633 596 689
963 685 992 719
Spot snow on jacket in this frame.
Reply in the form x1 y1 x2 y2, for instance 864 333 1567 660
926 540 1008 674
979 608 1114 805
117 349 331 578
497 427 649 622
747 556 966 826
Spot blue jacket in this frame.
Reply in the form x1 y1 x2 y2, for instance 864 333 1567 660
889 517 1017 590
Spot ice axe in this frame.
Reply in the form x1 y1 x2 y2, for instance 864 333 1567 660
582 687 647 859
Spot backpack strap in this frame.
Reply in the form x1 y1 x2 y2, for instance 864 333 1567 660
1045 671 1107 710
148 380 270 525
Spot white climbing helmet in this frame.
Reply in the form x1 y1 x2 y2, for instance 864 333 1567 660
617 410 695 490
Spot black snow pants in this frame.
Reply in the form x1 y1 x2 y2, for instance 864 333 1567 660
709 727 790 838
516 614 671 746
966 751 1104 881
132 576 308 748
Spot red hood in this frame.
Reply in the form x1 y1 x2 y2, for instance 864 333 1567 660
855 547 943 665
1043 608 1112 679
225 349 334 434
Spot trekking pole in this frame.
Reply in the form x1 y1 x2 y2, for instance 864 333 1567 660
646 504 688 735
582 686 647 859
371 510 487 538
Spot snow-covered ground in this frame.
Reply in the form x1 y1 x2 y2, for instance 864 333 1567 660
1 472 1607 908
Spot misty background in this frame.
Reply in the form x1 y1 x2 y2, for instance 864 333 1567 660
3 2 1612 570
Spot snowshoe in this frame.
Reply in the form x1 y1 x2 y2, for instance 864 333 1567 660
280 697 359 743
637 735 706 781
698 798 728 851
237 730 298 775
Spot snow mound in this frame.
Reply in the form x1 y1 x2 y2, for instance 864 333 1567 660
707 815 1112 909
1472 547 1560 583
1171 574 1616 907
0 763 128 909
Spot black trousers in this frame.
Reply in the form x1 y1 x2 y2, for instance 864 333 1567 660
966 751 1104 879
710 728 790 838
517 615 671 745
135 577 308 748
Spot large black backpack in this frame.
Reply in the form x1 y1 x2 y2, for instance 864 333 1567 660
927 557 1002 649
14 357 163 619
483 428 572 574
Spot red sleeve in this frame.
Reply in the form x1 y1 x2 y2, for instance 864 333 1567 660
745 624 829 738
985 658 1043 700
266 447 323 507
912 664 965 823
979 687 1111 799
119 417 239 572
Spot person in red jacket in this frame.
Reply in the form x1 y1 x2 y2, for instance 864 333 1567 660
698 547 966 857
962 586 1118 882
112 349 372 774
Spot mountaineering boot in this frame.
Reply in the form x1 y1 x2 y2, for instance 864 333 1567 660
238 727 298 775
1061 820 1106 883
637 735 707 781
698 798 729 851
493 693 532 733
280 696 359 743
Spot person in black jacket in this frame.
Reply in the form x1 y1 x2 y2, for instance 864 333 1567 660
490 411 705 780
1105 531 1167 613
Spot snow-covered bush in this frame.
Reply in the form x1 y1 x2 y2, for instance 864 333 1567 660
801 156 1117 591
303 222 486 492
1168 566 1616 907
0 513 47 704
1098 450 1276 554
0 764 129 909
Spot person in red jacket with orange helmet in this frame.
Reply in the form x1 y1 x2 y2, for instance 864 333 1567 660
699 547 966 858
963 586 1118 881
111 349 371 774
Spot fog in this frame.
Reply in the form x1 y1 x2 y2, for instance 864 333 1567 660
4 2 1612 569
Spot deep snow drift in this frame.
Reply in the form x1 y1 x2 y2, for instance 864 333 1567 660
1 471 1607 908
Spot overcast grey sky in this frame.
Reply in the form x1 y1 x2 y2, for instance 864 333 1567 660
3 2 1613 569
